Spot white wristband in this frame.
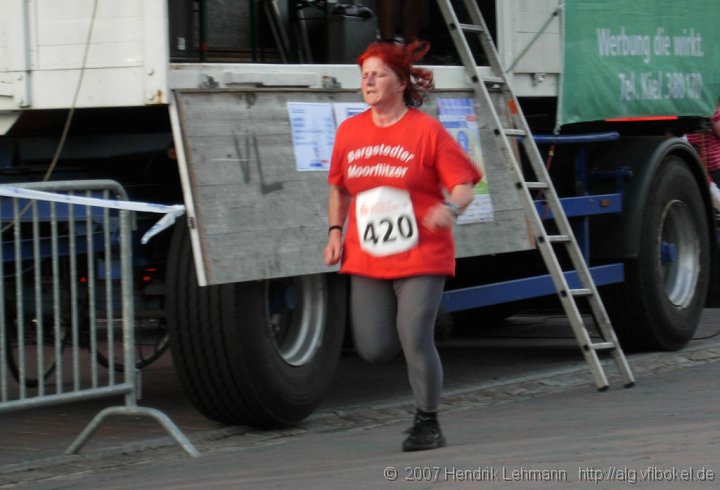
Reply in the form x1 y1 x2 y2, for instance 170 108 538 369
443 201 461 218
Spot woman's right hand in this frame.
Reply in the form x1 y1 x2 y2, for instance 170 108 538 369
324 232 343 265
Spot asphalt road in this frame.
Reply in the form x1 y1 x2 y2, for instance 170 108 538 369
1 309 719 489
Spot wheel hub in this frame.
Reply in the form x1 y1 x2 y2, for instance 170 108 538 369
267 275 327 366
658 200 699 308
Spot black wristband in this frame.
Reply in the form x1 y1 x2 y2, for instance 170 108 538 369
328 225 343 235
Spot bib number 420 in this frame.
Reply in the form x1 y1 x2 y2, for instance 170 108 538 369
362 215 415 246
356 187 419 257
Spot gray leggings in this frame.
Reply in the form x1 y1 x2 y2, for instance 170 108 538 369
350 275 446 412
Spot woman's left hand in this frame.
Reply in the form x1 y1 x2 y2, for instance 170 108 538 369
422 203 456 231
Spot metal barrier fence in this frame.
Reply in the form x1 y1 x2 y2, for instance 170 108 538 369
0 180 197 457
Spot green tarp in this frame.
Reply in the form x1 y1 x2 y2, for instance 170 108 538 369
559 0 720 127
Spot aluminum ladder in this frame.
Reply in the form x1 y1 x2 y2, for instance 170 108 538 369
435 0 634 390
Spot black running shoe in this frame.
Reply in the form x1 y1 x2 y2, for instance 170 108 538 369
402 419 446 452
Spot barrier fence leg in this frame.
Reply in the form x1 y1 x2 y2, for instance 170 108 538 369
66 405 200 458
66 207 199 458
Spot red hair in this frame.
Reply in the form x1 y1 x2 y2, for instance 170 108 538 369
356 40 434 108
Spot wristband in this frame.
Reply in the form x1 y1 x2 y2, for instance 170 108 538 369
328 225 343 235
443 201 461 218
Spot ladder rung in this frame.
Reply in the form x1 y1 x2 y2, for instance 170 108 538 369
458 23 484 33
481 76 505 85
525 182 549 190
503 128 527 137
587 342 616 351
569 288 593 297
547 235 570 243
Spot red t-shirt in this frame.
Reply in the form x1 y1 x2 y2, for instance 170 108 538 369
328 108 482 279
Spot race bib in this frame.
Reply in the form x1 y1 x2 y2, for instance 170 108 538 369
355 186 418 257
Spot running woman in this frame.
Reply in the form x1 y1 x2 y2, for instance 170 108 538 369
323 40 482 452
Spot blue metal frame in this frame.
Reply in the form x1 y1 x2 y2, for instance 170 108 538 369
1 194 121 263
2 233 107 263
442 132 627 314
532 132 621 145
0 199 107 221
535 193 621 219
534 132 622 260
442 263 624 312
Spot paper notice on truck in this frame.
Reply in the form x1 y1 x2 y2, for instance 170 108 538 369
287 102 336 171
559 0 720 127
437 98 494 223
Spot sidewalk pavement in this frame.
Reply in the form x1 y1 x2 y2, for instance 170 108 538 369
0 312 719 488
4 345 720 489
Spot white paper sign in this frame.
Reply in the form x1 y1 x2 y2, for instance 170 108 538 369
287 102 336 171
437 98 495 223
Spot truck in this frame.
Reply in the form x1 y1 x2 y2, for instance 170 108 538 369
1 0 717 428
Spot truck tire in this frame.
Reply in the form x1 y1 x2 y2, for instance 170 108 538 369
165 225 347 428
605 156 710 350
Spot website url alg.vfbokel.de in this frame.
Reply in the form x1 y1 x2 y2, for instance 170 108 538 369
579 466 715 485
385 465 715 484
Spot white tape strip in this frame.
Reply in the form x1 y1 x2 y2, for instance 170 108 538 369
0 185 186 244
